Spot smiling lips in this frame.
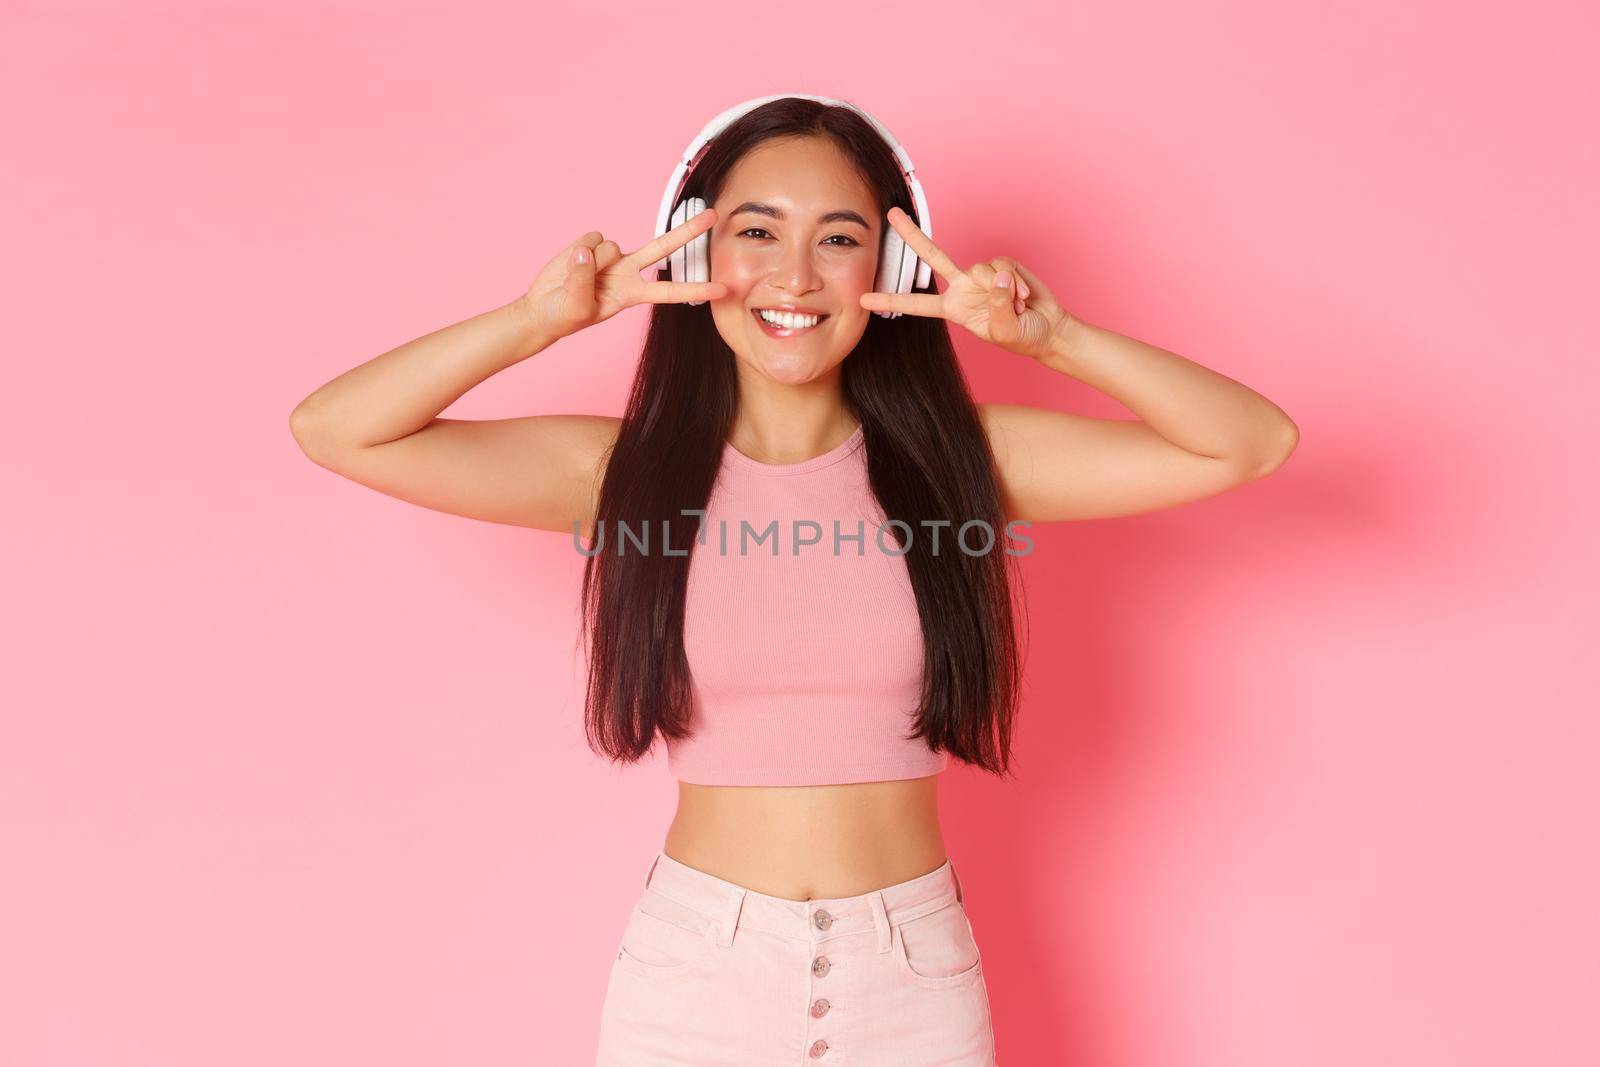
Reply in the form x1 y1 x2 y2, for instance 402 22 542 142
752 308 829 337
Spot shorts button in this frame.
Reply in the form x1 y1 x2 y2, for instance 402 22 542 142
810 997 830 1018
811 954 831 977
808 1038 829 1058
812 908 833 930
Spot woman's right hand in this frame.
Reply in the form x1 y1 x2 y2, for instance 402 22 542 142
517 207 728 342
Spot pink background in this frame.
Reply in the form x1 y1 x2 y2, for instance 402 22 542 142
4 1 1595 1064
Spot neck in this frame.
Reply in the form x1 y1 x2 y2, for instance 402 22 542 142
728 398 859 466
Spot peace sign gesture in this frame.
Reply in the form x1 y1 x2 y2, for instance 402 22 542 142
519 208 730 342
858 207 1073 363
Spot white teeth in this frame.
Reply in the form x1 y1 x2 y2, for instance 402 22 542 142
758 309 820 329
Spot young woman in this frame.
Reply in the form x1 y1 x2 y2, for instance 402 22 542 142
289 95 1298 1065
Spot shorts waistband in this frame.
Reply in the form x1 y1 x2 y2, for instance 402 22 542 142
638 848 965 952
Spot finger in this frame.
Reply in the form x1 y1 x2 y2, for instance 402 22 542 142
859 290 946 317
637 279 729 304
1013 274 1031 301
994 257 1039 314
886 206 961 283
1007 268 1026 314
594 239 623 271
989 258 1024 315
988 256 1029 300
989 269 1020 341
1005 259 1051 302
621 207 718 272
973 261 1022 311
568 230 602 254
566 240 598 302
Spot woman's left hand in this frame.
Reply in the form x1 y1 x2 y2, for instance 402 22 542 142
859 207 1075 363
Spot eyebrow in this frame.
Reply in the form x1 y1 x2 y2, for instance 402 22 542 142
728 201 872 231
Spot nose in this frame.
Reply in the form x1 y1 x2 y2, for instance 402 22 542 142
771 239 819 294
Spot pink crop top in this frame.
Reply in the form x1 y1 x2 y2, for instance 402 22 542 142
666 423 952 786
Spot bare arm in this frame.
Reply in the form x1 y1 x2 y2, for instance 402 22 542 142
858 206 1299 525
288 210 726 535
288 299 615 534
983 316 1300 523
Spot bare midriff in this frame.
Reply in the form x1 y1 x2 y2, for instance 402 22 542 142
662 773 947 901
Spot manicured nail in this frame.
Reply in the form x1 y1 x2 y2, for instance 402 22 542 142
995 271 1012 288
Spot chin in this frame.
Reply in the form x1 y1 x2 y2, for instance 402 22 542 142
727 343 846 385
761 354 829 384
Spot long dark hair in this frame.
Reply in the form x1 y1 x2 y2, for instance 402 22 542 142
579 97 1025 777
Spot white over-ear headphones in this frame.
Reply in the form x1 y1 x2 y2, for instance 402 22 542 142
648 93 934 320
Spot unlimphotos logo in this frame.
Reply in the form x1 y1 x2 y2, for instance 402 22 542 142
572 511 1035 557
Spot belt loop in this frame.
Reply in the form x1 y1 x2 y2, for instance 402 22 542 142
716 885 746 947
644 852 661 889
868 889 892 954
949 858 964 904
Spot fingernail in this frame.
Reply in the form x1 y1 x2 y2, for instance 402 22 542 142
574 247 589 264
995 271 1012 288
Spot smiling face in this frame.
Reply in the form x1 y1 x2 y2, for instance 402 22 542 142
707 136 881 386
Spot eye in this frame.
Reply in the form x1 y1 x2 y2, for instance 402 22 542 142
738 228 860 248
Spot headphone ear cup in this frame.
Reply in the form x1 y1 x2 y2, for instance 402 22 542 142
669 196 710 305
875 228 917 320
